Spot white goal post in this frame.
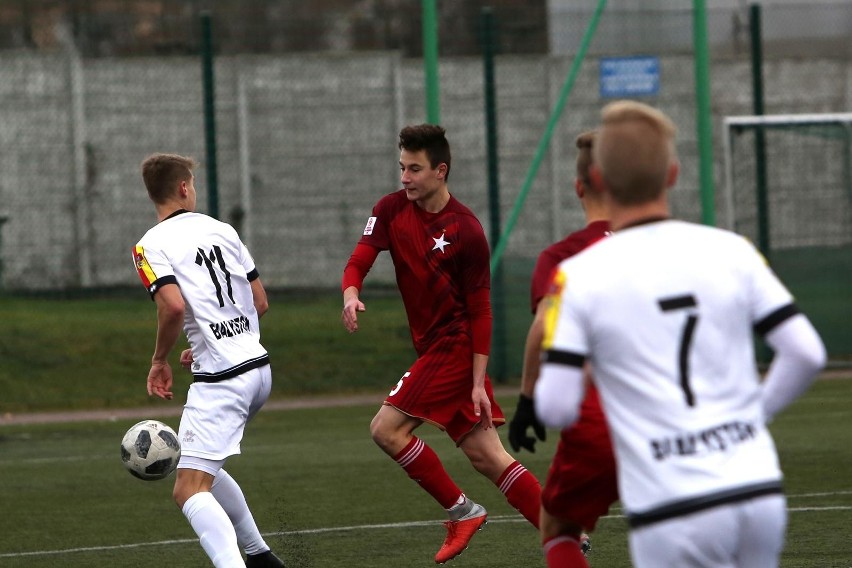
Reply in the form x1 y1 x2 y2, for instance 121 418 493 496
722 112 852 235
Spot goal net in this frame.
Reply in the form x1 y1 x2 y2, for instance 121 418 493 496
723 113 852 365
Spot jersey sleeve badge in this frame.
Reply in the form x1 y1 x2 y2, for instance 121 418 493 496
133 246 157 289
542 268 567 350
363 216 377 235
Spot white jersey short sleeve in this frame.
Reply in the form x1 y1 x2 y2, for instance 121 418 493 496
541 220 797 522
133 211 268 381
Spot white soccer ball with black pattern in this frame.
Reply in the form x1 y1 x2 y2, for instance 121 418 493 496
120 420 181 481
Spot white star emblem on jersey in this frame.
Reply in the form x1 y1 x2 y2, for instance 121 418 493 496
432 232 451 253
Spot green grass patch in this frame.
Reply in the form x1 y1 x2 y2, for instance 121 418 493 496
0 382 850 567
0 288 415 413
2 260 848 414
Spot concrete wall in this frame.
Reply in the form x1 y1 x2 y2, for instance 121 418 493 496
0 51 850 290
548 1 852 57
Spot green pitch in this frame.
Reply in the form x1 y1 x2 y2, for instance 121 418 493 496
0 383 850 567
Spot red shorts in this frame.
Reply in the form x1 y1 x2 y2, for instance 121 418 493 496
384 335 505 444
541 386 618 531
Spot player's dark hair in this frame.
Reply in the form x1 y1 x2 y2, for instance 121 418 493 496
575 130 595 188
398 124 452 181
141 153 197 204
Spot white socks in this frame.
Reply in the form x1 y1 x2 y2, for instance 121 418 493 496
182 491 244 567
447 494 472 521
211 468 270 555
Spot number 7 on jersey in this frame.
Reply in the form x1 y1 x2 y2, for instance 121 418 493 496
658 294 699 407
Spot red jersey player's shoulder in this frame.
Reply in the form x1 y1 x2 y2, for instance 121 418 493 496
373 189 409 213
529 220 611 313
444 195 484 226
541 220 611 263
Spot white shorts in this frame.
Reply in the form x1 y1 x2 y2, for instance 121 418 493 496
177 364 272 463
629 494 787 568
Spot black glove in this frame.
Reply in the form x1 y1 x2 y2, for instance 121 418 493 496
508 394 547 453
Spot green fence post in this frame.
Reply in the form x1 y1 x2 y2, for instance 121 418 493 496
0 215 7 289
750 3 772 366
693 0 716 227
750 3 770 257
422 0 441 124
200 12 219 220
480 7 506 382
490 0 607 274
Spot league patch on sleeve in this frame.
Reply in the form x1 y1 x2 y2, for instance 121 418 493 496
133 246 157 288
363 216 377 236
541 268 567 350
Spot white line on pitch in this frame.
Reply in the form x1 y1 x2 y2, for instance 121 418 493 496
2 505 852 559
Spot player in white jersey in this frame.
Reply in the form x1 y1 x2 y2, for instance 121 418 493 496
133 153 284 568
534 101 826 568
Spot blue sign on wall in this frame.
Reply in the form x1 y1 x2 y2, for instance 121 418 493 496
599 56 660 98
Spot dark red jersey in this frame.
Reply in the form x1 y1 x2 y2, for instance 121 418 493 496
358 190 491 355
529 220 610 313
536 220 618 526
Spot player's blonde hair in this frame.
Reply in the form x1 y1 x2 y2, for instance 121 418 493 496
593 101 677 205
141 153 197 204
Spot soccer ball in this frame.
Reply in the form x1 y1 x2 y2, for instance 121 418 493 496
120 419 181 481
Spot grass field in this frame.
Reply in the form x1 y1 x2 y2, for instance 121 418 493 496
0 380 850 568
0 287 849 566
1 273 849 414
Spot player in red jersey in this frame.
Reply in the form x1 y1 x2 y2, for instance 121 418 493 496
507 131 617 567
536 101 824 568
341 124 541 564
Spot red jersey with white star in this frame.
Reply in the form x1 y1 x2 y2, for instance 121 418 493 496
358 190 491 355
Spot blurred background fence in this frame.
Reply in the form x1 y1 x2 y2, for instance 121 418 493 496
0 0 849 374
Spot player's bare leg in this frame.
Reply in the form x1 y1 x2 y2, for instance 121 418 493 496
459 425 541 528
371 405 465 509
540 505 590 567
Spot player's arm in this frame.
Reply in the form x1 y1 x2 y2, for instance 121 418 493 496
520 303 546 398
509 252 558 452
467 286 493 428
744 241 826 420
535 355 586 430
532 265 590 428
472 352 491 428
148 283 185 400
235 235 267 318
508 303 548 452
341 243 380 333
759 309 826 421
249 274 269 318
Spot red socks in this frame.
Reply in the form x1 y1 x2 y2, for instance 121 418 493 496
394 441 542 530
543 535 589 567
394 437 462 509
496 460 541 528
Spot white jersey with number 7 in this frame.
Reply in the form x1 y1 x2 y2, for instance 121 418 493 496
540 219 798 519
